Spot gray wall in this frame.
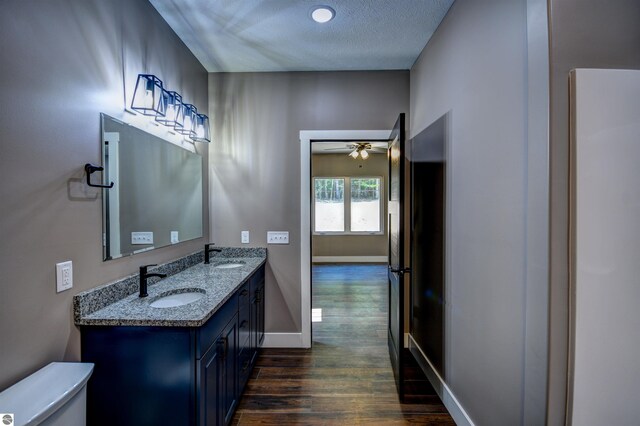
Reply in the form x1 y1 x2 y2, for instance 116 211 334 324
0 0 209 390
546 1 640 424
410 0 541 424
312 153 388 258
209 71 409 332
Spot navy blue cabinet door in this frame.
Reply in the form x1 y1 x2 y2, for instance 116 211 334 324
220 315 238 425
198 313 238 426
198 339 222 426
256 283 265 347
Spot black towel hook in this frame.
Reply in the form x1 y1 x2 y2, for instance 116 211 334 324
84 163 114 189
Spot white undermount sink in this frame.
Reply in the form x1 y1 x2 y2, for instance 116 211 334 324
150 290 205 308
214 262 244 269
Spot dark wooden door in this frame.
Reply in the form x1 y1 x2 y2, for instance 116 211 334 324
387 113 408 399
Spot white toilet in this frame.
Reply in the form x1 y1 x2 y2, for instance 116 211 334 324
0 362 94 426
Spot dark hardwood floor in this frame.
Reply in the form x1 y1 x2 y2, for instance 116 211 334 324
233 264 454 425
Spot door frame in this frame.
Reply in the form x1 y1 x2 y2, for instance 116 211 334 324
299 130 390 348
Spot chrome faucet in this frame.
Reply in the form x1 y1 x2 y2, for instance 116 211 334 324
204 243 222 264
139 264 167 298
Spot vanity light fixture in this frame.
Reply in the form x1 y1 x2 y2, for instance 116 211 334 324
131 74 210 143
131 74 165 116
192 114 211 143
175 103 197 138
311 6 335 23
155 90 184 128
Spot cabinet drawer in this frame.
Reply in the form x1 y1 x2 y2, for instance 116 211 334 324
196 295 237 359
238 282 251 309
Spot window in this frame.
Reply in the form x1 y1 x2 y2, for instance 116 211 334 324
350 178 381 232
314 178 345 232
313 177 383 234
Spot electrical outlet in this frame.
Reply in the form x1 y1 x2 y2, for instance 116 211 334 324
56 261 73 293
171 231 179 244
131 231 153 245
267 231 289 244
241 231 250 244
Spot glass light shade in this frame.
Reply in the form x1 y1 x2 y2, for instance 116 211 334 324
155 90 184 127
131 74 165 116
349 150 359 159
360 149 369 160
175 103 197 137
191 114 211 143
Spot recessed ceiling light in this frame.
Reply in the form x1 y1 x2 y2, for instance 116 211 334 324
311 6 335 23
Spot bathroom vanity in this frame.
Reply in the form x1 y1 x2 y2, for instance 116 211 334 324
74 248 266 426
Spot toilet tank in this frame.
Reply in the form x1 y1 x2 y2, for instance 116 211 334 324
0 362 94 426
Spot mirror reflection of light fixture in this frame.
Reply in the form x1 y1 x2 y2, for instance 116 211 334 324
131 74 211 143
348 143 372 160
131 74 165 116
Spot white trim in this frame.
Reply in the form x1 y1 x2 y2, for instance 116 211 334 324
312 256 387 263
524 0 551 424
262 333 304 348
409 335 475 426
300 130 390 349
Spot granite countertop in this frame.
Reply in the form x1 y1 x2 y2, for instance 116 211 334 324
74 249 266 328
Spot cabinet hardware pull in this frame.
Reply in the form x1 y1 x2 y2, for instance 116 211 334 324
240 289 249 296
218 337 228 358
240 320 248 328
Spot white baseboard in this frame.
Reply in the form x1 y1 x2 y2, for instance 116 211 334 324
409 335 475 426
312 256 387 263
262 332 308 348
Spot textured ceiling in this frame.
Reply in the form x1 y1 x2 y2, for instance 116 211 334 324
149 0 455 72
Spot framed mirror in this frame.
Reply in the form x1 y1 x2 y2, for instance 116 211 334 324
101 113 203 260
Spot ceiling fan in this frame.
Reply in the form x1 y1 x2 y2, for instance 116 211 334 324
347 142 387 160
322 142 387 159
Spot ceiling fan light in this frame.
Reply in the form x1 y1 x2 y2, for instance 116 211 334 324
349 149 359 159
360 149 369 160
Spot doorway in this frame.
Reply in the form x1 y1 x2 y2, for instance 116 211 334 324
310 139 389 347
299 130 390 347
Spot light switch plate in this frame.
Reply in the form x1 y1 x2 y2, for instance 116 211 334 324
56 261 73 293
171 231 179 244
131 231 153 245
241 231 250 244
267 231 289 244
